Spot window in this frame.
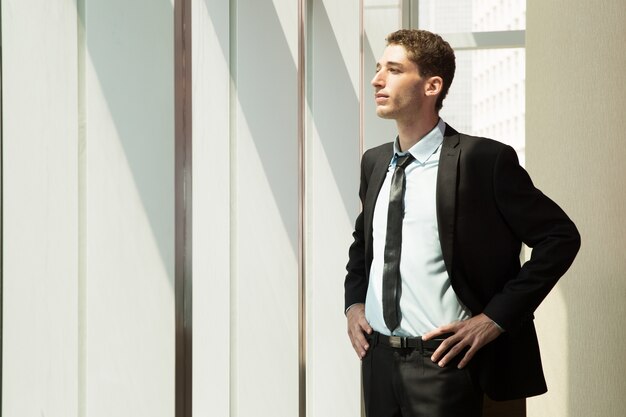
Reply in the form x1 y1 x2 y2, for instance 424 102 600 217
407 0 527 164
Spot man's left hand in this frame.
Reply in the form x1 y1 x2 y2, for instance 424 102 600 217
422 313 503 369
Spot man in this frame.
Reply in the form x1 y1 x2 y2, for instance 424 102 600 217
344 29 580 417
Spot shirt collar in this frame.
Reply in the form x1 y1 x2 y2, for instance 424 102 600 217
392 118 446 164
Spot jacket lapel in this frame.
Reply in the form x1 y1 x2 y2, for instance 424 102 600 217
364 144 394 249
436 125 460 276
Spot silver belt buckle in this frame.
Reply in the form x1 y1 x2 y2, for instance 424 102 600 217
389 336 403 348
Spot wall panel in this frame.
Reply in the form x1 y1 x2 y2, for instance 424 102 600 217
3 0 176 415
191 0 231 416
526 1 626 416
2 1 79 415
231 0 299 415
83 1 175 416
306 1 362 416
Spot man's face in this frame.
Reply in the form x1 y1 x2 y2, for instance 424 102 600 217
371 44 427 121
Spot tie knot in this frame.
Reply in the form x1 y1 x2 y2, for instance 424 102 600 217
396 153 414 169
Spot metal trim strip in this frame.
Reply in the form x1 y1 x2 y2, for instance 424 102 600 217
175 0 193 415
298 1 307 416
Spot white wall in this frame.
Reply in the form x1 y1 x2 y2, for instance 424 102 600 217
191 0 231 415
82 0 175 416
2 0 175 416
2 1 79 415
231 0 300 415
526 1 626 417
191 0 300 416
306 1 361 416
191 0 388 415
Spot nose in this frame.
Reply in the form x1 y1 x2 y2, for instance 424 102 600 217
371 70 384 88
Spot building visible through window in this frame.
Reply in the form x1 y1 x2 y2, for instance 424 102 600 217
415 0 526 165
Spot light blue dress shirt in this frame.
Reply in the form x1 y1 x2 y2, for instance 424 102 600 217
365 119 471 337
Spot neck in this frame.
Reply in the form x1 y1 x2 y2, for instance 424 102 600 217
396 112 440 152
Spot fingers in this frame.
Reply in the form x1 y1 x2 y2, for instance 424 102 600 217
348 320 370 358
436 343 475 369
422 322 457 340
457 345 479 369
346 304 371 359
348 327 369 359
360 317 373 335
426 321 462 360
430 332 463 364
428 315 502 368
421 330 438 341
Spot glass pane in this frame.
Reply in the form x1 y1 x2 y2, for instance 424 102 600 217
417 0 526 33
363 0 404 150
440 48 526 164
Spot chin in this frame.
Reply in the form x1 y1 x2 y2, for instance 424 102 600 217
376 110 395 119
375 106 389 116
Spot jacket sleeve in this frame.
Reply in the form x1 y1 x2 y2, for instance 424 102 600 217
344 152 371 312
482 145 581 331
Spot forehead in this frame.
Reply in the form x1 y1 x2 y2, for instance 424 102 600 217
377 44 417 69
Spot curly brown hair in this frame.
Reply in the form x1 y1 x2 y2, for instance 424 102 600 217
386 29 456 111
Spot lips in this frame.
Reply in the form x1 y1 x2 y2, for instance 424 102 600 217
375 93 389 104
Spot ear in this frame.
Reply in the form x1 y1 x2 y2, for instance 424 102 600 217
424 76 443 98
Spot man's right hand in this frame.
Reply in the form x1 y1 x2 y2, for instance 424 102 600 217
346 303 373 359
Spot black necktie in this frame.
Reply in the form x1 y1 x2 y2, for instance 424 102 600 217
382 153 415 332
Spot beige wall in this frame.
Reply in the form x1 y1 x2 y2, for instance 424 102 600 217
526 1 626 416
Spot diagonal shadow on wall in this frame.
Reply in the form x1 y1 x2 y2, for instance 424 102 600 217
307 1 361 219
204 0 300 256
77 0 175 287
230 0 299 256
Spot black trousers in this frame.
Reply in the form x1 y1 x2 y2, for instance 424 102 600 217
362 333 484 417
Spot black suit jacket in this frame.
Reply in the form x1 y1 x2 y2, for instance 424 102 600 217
345 124 580 400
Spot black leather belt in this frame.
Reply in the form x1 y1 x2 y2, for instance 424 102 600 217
369 331 449 352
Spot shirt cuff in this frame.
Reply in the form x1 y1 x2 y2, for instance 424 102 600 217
491 319 505 332
345 303 363 316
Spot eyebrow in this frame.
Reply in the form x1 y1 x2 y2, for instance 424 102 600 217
376 61 405 70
